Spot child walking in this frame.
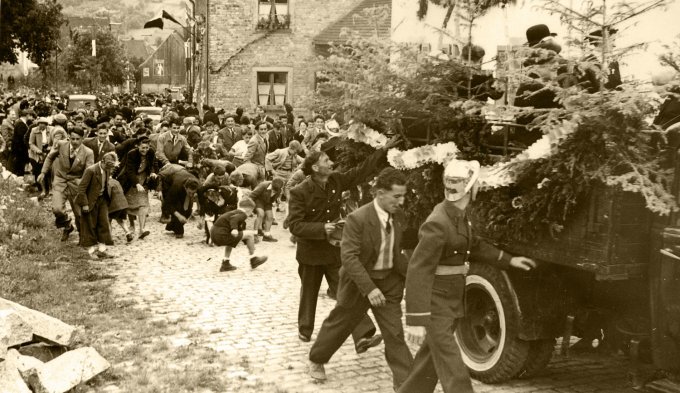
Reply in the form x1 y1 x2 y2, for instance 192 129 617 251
211 197 268 272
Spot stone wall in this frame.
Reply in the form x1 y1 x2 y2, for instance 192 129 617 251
207 0 362 115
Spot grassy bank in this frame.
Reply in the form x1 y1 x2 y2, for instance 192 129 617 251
0 177 278 392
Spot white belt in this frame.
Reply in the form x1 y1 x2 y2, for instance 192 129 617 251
435 263 469 276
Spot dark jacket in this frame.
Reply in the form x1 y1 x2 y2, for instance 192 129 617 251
83 137 116 163
75 162 110 211
198 185 237 216
288 149 387 265
338 202 408 303
267 129 289 153
117 147 156 193
404 201 512 326
10 119 29 175
218 126 242 151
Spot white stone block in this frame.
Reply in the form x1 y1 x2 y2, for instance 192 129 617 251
0 298 76 346
23 347 110 393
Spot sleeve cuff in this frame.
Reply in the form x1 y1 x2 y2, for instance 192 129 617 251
405 313 431 326
498 250 513 267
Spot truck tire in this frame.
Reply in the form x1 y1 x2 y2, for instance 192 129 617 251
455 263 529 383
518 339 556 378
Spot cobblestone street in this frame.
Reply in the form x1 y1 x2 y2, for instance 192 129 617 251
105 199 637 393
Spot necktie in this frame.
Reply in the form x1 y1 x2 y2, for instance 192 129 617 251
382 214 392 269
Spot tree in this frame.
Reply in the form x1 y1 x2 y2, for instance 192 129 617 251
61 29 126 89
0 0 65 67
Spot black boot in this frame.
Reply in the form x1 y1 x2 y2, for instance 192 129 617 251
220 260 237 272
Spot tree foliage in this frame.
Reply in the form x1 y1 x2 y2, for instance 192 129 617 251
315 2 676 239
0 0 65 67
61 29 126 89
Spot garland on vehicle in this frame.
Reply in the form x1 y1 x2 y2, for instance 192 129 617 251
313 30 678 241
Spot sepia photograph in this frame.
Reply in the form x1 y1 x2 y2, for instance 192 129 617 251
0 0 679 392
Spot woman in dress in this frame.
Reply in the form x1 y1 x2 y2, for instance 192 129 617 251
117 137 157 240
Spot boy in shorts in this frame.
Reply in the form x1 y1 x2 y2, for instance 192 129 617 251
211 197 268 272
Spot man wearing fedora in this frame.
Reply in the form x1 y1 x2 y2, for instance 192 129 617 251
397 159 536 393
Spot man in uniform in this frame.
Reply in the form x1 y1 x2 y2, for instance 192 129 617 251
398 159 536 393
288 136 400 346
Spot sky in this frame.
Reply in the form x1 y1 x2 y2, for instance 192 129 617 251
392 0 680 80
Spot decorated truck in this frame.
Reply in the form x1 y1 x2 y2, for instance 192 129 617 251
312 0 680 388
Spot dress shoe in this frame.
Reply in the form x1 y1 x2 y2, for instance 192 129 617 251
262 235 278 242
298 332 311 342
250 256 268 269
60 225 74 242
355 334 383 354
219 260 237 272
126 233 134 243
308 361 327 381
139 230 150 240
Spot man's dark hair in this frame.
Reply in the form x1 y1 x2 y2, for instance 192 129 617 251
271 177 284 190
273 121 284 130
97 123 108 131
137 136 151 145
374 167 406 191
311 132 329 146
170 118 182 126
302 150 324 176
314 115 325 123
204 121 215 128
256 121 269 130
184 178 200 191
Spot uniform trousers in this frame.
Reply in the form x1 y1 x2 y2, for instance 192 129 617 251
398 274 473 393
310 271 413 390
297 259 375 342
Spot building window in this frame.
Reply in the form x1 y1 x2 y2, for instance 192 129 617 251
257 0 290 30
257 71 288 105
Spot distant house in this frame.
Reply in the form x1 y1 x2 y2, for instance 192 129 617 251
139 31 187 94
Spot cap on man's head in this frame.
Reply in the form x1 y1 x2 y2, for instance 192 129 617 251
36 117 49 124
53 113 68 124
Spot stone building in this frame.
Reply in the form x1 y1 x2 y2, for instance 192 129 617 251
206 0 391 115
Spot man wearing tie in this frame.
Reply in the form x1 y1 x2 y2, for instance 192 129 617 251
308 168 414 390
156 119 192 167
76 151 118 259
83 124 115 163
38 127 94 242
267 121 288 153
219 115 242 153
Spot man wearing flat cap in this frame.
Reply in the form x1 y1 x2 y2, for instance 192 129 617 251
398 160 536 393
38 126 95 242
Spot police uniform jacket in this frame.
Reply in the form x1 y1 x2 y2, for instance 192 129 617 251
404 201 512 326
288 149 387 266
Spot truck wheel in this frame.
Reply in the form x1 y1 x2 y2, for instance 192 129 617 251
455 263 529 383
518 339 555 378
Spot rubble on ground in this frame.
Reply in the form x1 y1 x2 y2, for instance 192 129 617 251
0 297 110 393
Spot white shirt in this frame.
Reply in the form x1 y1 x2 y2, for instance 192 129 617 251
231 140 248 158
373 199 394 270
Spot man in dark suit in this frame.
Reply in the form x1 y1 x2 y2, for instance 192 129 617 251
288 136 401 347
83 124 116 163
398 160 536 393
75 151 117 259
218 114 242 152
266 121 289 153
308 168 414 389
9 109 34 176
38 127 95 241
